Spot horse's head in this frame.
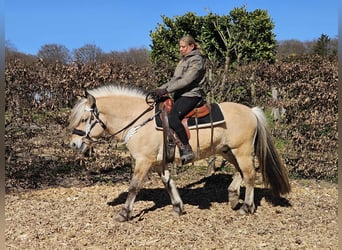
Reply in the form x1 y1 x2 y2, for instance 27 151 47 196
69 92 107 155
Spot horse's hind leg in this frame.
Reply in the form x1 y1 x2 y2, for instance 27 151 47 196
158 166 184 215
114 160 150 222
228 172 243 210
234 149 256 215
221 149 242 210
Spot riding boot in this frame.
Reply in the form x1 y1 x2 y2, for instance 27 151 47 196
180 144 195 165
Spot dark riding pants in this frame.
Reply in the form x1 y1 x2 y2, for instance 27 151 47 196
168 96 201 145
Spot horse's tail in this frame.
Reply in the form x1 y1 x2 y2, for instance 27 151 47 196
252 107 291 196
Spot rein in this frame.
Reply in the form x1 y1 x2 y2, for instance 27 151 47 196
110 92 157 138
111 104 155 137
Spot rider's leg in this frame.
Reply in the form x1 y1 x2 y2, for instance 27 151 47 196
168 96 200 164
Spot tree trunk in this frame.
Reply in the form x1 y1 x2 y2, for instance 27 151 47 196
271 87 281 122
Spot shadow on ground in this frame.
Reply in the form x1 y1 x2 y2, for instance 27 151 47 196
108 173 291 218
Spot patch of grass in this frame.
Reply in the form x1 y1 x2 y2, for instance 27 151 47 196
310 175 338 184
5 111 14 123
316 124 334 137
264 108 276 128
24 107 70 125
264 108 294 155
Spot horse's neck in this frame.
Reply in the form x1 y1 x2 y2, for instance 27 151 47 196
98 95 149 134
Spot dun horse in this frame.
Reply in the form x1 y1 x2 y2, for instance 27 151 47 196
68 85 291 222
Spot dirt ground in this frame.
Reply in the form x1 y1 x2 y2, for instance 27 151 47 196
5 164 338 249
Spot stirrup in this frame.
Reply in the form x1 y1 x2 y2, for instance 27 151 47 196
181 153 195 165
180 145 195 165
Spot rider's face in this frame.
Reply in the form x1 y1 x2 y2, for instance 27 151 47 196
179 41 194 57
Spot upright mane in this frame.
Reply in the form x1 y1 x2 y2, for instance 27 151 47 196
68 84 147 129
87 84 146 98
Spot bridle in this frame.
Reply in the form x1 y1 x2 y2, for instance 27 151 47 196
72 103 107 142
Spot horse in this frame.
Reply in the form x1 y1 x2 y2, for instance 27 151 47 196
68 84 291 222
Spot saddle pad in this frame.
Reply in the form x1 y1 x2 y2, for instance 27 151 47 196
155 103 225 130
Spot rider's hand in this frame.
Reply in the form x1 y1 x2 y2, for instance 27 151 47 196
154 88 168 97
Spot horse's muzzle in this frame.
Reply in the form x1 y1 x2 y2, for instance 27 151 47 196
70 136 90 154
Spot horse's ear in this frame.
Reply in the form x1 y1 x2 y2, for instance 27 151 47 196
86 91 96 106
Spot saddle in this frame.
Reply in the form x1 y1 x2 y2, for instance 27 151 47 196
159 97 210 139
160 98 210 118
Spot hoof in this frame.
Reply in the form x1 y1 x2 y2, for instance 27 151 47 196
172 203 184 216
229 192 240 210
114 208 131 222
238 203 255 215
114 213 129 222
230 199 240 210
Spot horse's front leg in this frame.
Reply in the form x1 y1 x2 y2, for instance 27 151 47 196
114 175 139 222
159 166 184 216
114 160 150 222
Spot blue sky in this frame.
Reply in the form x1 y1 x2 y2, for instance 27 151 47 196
5 0 339 55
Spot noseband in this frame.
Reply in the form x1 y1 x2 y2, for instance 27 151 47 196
72 103 107 141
